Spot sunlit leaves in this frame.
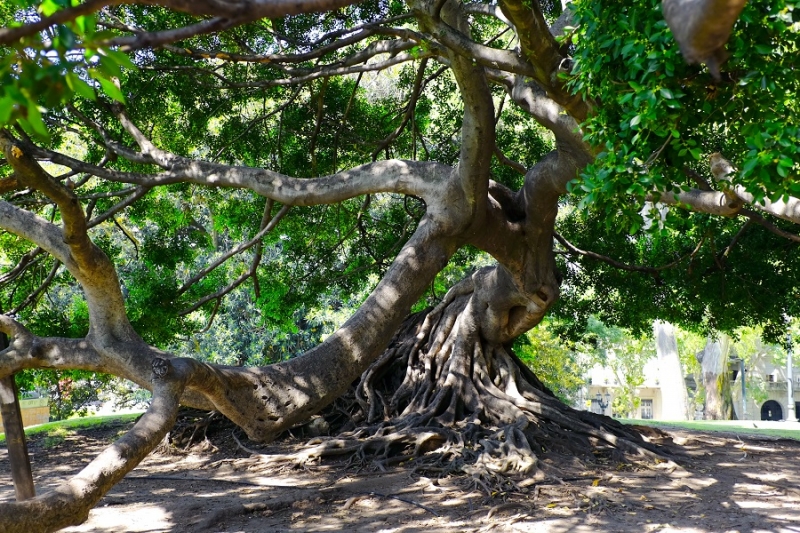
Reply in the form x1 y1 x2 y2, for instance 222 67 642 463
567 0 800 232
0 1 137 139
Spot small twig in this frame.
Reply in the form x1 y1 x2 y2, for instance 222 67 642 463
231 429 269 457
739 208 800 243
364 491 440 517
554 232 704 274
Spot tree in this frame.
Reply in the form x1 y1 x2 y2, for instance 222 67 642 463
697 335 735 420
1 0 798 530
583 317 655 418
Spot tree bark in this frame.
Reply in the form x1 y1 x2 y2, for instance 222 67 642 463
662 0 748 78
654 321 689 420
697 336 735 420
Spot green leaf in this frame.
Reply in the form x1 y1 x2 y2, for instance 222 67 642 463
0 96 16 125
26 104 50 140
100 49 137 71
38 0 66 16
90 70 125 103
659 88 673 99
65 72 96 101
98 55 123 79
630 115 641 127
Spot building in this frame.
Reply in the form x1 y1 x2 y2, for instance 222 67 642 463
582 356 672 420
581 354 800 422
731 358 799 422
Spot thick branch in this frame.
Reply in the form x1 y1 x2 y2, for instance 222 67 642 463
0 131 93 261
0 175 20 194
0 358 188 533
498 0 589 121
33 141 452 209
662 0 747 78
0 0 363 46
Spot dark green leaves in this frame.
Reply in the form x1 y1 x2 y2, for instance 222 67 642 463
567 0 800 233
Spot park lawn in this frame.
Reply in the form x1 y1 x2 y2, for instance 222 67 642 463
0 412 142 444
622 418 800 440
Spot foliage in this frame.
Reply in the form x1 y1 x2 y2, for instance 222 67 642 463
554 192 800 340
582 316 655 417
675 326 706 415
0 0 138 141
16 369 111 421
514 319 588 404
568 0 800 231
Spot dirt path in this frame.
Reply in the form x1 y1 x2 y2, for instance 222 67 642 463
2 419 800 532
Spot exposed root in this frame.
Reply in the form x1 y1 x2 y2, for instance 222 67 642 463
159 407 236 454
279 287 678 494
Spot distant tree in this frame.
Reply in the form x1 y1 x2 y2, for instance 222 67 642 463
583 317 656 418
515 319 588 404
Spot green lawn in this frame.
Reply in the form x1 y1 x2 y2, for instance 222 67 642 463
622 418 800 440
0 412 142 444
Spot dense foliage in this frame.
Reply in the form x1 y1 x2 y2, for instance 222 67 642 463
569 0 800 220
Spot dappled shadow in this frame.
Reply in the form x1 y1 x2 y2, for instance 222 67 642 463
2 424 800 532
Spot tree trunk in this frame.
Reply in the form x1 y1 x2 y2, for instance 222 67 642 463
697 337 734 420
654 321 689 420
307 268 666 490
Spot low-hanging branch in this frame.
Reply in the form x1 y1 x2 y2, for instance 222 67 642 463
0 0 364 47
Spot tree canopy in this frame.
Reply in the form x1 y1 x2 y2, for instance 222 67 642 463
1 0 799 529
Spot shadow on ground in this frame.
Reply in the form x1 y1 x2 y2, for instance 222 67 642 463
1 421 800 532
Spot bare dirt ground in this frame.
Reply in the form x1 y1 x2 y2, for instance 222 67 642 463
2 418 800 533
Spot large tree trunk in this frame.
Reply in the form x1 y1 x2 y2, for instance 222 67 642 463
654 321 690 420
697 337 735 420
304 267 666 490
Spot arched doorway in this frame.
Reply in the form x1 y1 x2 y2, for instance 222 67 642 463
761 400 783 421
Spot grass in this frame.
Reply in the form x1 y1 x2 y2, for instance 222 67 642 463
622 418 800 440
0 412 142 445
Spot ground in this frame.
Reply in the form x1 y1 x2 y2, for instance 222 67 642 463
2 416 800 532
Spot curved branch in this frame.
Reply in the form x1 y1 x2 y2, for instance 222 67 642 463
11 259 61 315
161 29 420 66
32 140 452 208
152 49 439 90
0 358 188 533
1 131 93 261
738 209 800 243
104 17 247 51
0 175 20 194
0 200 74 269
425 16 535 78
0 0 114 46
0 136 138 344
498 0 589 121
0 0 363 46
371 58 429 160
0 248 45 286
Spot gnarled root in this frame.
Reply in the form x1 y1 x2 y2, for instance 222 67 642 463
301 285 673 492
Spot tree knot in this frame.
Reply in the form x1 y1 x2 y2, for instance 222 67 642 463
152 357 171 380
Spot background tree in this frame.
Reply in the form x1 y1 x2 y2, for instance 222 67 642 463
0 0 798 530
583 317 656 418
